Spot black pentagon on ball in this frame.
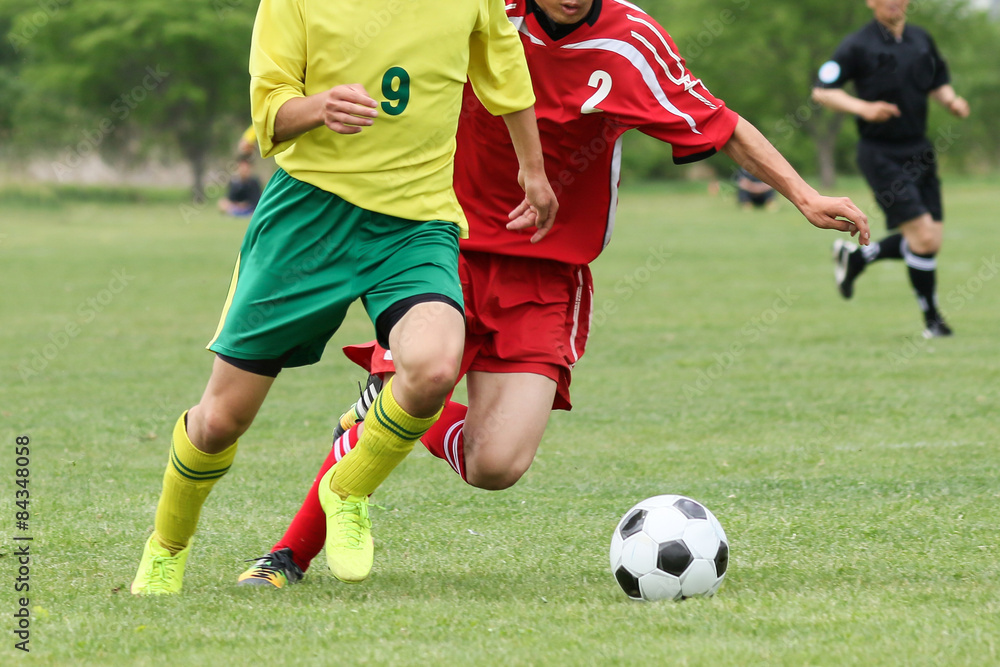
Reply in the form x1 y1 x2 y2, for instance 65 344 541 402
673 497 707 520
619 509 646 539
715 541 729 576
614 566 642 599
657 540 693 576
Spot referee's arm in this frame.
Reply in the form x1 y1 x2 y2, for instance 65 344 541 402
929 85 970 118
811 87 900 123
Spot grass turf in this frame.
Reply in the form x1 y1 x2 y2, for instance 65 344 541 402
1 179 997 665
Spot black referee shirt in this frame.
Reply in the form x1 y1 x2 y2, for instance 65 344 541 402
816 20 950 144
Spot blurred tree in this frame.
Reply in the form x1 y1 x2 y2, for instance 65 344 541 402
617 0 1000 184
674 0 871 188
5 0 256 200
2 0 996 188
0 17 15 144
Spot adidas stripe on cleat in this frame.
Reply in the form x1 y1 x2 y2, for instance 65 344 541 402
332 374 383 441
237 547 304 588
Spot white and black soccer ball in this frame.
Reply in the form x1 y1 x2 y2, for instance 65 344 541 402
609 495 729 601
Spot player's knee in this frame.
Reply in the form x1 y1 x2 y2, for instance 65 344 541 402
904 217 942 255
464 443 532 491
399 356 460 402
465 464 526 491
191 406 250 450
907 231 940 255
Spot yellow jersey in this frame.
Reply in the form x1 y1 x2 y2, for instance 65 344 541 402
250 0 535 234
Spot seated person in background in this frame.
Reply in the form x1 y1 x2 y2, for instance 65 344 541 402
217 158 262 216
237 125 257 160
734 167 777 210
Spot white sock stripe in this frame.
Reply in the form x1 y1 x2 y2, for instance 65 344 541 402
902 243 937 271
335 432 350 462
861 242 880 262
444 420 465 476
445 424 461 476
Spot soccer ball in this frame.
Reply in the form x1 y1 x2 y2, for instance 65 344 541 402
609 495 729 601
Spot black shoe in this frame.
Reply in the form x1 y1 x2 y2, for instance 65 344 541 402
332 373 384 441
832 239 864 299
237 548 304 588
922 318 954 339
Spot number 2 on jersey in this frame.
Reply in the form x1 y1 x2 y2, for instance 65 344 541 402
581 70 612 114
381 67 410 116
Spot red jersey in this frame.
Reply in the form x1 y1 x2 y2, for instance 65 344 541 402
455 0 739 265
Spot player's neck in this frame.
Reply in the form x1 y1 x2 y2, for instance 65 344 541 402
530 0 600 41
876 17 906 40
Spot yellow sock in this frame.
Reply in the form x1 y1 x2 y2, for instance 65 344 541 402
153 412 238 554
331 377 441 498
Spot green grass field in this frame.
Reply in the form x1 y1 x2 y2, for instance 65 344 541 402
2 179 998 665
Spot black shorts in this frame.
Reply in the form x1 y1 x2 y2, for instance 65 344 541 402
857 138 942 229
737 189 775 208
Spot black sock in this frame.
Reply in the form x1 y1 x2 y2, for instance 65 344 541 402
860 233 903 265
902 240 939 322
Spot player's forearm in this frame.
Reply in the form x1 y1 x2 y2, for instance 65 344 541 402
811 87 869 116
930 84 968 116
273 95 325 143
501 106 546 177
930 84 958 107
722 116 816 208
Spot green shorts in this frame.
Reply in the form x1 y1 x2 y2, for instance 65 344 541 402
208 169 462 368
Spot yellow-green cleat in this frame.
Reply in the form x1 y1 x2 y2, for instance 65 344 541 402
131 533 190 595
318 465 374 583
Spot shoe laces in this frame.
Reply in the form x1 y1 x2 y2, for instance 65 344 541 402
144 553 178 593
335 498 372 549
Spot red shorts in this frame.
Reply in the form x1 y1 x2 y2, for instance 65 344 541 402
343 250 593 410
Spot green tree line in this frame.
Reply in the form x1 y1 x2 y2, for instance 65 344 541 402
624 0 1000 185
1 0 255 200
1 0 997 198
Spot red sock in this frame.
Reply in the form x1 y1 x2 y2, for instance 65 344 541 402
420 400 468 480
272 423 361 571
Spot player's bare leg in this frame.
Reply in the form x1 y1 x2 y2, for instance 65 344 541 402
321 301 464 582
461 371 557 490
133 356 275 594
898 213 941 255
187 356 276 453
386 302 466 418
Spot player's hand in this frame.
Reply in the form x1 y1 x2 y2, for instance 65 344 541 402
321 84 378 134
507 169 559 244
861 101 901 123
948 96 970 118
798 194 871 246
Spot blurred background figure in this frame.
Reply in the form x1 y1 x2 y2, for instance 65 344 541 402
813 0 970 338
217 157 261 217
237 125 257 160
734 167 777 210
